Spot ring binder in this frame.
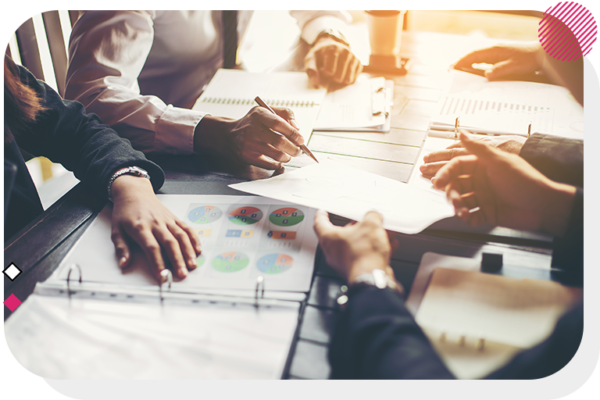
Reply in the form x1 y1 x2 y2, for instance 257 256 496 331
255 276 265 307
159 269 173 303
66 264 82 298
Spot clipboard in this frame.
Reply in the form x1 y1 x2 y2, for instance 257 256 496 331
313 78 394 133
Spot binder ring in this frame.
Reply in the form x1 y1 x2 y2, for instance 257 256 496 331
159 269 173 302
255 276 265 307
66 264 83 298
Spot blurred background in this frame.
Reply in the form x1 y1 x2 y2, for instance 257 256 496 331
5 10 543 209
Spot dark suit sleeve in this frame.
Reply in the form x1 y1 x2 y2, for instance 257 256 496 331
11 63 164 198
329 286 454 379
486 302 583 379
519 133 583 187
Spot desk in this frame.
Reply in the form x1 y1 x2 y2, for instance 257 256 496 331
4 30 556 379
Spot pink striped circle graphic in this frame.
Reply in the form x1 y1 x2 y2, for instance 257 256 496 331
539 2 597 61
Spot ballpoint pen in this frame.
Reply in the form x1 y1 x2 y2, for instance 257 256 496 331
254 96 319 163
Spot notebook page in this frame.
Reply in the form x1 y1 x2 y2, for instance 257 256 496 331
416 268 582 349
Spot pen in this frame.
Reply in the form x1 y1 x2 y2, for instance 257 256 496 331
254 96 319 163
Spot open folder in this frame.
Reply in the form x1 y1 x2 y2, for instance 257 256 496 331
193 69 326 143
313 77 394 132
428 70 584 140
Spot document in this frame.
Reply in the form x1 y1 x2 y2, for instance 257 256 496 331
429 70 584 139
313 77 392 131
193 69 326 142
5 293 299 379
52 195 319 294
230 161 455 234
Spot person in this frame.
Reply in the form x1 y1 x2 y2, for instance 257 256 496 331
64 11 362 170
314 132 583 379
419 40 583 179
4 55 201 283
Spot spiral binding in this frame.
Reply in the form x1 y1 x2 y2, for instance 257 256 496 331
199 97 318 107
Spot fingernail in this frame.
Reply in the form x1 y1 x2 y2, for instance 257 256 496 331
423 155 429 162
119 256 127 268
180 267 188 277
188 258 197 268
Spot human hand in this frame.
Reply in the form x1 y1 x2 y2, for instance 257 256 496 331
432 132 576 235
304 37 362 88
454 42 543 81
420 134 527 177
195 107 304 170
110 175 202 282
313 210 398 283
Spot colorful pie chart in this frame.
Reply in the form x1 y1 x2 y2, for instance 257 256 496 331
257 253 293 274
188 206 222 224
212 251 250 272
229 206 263 225
269 207 304 227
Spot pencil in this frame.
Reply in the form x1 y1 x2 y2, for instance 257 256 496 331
254 96 319 163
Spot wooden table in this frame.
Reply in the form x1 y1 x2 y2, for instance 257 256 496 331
4 30 558 379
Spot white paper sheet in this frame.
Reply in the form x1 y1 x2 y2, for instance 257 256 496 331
430 70 584 139
314 77 387 129
5 294 299 379
230 161 455 234
51 195 318 293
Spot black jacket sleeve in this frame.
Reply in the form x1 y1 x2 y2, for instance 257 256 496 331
519 133 583 188
329 286 454 379
10 63 164 198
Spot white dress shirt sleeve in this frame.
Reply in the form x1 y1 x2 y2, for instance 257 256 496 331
65 11 205 155
290 11 353 45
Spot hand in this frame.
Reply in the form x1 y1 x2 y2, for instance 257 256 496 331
304 36 362 88
110 175 202 282
454 42 543 81
313 210 397 283
420 134 527 177
195 106 304 170
432 132 576 235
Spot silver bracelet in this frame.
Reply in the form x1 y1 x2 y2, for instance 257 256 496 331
107 166 151 202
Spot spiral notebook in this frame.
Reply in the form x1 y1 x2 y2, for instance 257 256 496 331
193 69 327 142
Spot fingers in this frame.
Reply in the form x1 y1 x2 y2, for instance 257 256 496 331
304 55 320 88
313 209 336 238
176 219 202 254
420 161 447 177
111 227 131 269
432 154 478 190
423 148 469 163
485 59 521 81
153 227 188 279
458 131 501 162
312 42 361 86
258 143 293 164
122 226 167 283
246 153 284 170
453 46 502 70
363 211 383 226
167 223 199 271
256 107 304 146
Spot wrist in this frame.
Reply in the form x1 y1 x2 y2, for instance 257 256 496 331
346 257 392 283
110 174 154 202
193 115 235 154
540 181 577 236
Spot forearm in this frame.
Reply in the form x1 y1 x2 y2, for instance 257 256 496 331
291 11 352 44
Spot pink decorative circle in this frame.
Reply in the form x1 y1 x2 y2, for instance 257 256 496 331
539 2 597 61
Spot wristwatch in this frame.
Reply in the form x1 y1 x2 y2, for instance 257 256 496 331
314 28 350 47
337 268 404 308
107 166 151 202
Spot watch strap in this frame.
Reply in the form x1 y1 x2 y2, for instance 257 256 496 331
107 166 151 202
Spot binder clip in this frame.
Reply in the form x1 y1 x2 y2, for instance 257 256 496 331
454 117 460 139
159 269 173 303
254 276 265 308
66 264 83 299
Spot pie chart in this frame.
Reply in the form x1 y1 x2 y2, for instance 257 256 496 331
196 255 206 268
229 206 263 225
257 253 293 274
188 206 222 224
269 207 304 227
212 251 250 272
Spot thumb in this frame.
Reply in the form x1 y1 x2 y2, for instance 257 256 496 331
305 56 320 88
459 132 501 163
485 59 520 80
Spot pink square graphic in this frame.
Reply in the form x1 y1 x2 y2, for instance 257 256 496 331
3 294 22 312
